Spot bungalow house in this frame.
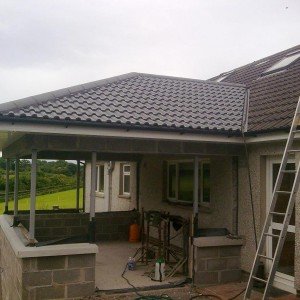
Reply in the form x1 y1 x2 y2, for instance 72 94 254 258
0 44 299 299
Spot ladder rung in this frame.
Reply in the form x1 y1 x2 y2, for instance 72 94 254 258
252 276 267 283
270 211 286 216
258 254 273 261
282 170 296 173
288 149 300 153
264 233 280 238
276 190 291 194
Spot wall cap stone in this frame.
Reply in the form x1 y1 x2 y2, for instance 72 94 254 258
0 215 98 258
193 236 244 248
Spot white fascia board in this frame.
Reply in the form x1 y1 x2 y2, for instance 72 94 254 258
0 121 243 144
245 132 295 144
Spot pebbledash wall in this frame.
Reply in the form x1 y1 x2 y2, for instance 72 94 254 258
85 162 137 213
139 155 237 231
238 140 300 291
0 215 98 300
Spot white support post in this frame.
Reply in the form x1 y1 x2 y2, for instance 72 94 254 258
76 160 80 210
90 152 97 220
13 157 19 217
29 149 37 244
193 156 199 235
4 159 10 213
89 152 97 242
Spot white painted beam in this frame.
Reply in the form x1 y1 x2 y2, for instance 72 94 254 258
29 149 37 243
0 121 242 145
90 152 97 220
13 157 19 217
4 159 10 213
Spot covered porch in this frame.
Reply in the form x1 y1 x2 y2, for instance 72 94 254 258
0 131 245 298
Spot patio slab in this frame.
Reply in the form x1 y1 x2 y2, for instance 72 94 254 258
95 241 186 291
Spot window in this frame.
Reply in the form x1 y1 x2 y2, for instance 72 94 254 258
262 52 300 76
121 164 131 195
96 164 105 193
167 160 211 205
215 72 232 82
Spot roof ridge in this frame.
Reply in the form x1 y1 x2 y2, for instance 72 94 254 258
0 72 139 112
138 72 246 88
210 44 300 80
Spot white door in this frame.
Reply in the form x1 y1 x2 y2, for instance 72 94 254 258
266 157 296 294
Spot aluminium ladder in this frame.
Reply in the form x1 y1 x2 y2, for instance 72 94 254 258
244 96 300 300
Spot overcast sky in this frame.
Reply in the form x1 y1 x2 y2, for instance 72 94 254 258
0 0 299 103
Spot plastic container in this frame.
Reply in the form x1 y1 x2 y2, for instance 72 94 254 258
129 222 140 242
154 258 165 282
127 257 136 271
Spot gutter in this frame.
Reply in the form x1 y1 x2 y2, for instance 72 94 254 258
0 116 243 137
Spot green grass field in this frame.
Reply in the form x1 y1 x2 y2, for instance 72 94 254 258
0 188 83 213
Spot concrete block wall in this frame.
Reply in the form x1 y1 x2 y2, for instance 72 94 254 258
194 245 242 286
94 210 139 241
0 226 23 299
18 213 89 242
22 254 95 299
17 210 139 242
0 215 98 300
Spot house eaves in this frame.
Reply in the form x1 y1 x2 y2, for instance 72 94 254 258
0 72 247 136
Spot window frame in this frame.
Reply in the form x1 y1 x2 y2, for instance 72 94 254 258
262 52 300 76
121 163 131 196
166 159 211 206
96 164 105 195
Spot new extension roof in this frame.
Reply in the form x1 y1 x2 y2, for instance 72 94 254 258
0 73 247 135
211 45 300 133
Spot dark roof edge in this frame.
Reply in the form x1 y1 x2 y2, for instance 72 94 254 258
0 72 139 112
0 115 242 137
138 72 246 88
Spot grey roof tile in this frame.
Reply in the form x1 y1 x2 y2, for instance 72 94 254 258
0 73 246 134
211 44 300 133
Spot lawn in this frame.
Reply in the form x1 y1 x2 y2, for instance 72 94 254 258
0 188 83 213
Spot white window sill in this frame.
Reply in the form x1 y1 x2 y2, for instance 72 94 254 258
166 199 212 213
118 194 131 199
96 192 105 198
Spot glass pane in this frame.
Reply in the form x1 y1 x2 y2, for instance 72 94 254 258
124 174 130 194
272 229 295 276
95 166 99 191
99 165 104 193
168 164 176 198
124 165 130 173
178 162 193 202
265 53 300 74
202 163 210 203
272 163 295 225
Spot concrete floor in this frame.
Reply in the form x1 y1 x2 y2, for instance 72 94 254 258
95 241 186 291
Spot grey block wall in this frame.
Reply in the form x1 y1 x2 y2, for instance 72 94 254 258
194 245 242 286
22 254 95 299
17 210 139 242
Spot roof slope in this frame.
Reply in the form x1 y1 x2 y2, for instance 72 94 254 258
0 73 246 134
211 45 300 133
